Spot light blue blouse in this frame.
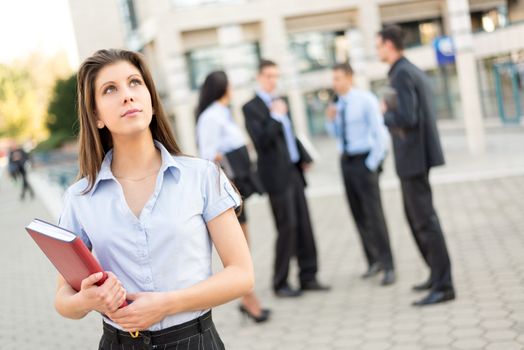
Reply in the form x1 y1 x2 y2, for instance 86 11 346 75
196 102 245 161
58 141 241 331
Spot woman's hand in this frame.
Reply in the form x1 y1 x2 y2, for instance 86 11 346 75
79 271 127 315
107 292 167 332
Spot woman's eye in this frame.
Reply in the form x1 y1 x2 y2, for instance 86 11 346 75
103 85 116 94
130 78 142 87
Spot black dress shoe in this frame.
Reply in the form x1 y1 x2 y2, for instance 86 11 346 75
412 289 456 306
361 262 383 279
412 279 433 292
300 280 331 292
274 286 302 298
381 270 396 286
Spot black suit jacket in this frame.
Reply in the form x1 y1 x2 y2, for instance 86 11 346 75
384 57 445 179
242 95 312 194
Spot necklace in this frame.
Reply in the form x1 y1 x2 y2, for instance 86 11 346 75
114 170 159 182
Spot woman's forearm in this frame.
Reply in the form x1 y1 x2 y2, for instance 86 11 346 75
165 265 254 315
55 285 91 320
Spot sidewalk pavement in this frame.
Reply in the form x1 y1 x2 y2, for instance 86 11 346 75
1 126 524 349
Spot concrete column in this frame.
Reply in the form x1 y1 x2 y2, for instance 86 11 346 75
141 1 195 154
358 0 381 63
217 24 252 126
447 0 486 155
346 28 370 90
261 16 310 140
170 53 197 155
218 24 251 88
155 23 197 155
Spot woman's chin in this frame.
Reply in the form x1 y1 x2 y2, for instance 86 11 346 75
111 124 152 139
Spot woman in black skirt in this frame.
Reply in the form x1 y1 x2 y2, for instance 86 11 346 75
55 50 254 349
196 71 270 323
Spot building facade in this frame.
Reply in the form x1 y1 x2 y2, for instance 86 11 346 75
69 0 524 154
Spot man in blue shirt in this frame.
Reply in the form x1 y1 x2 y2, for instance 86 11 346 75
326 63 395 286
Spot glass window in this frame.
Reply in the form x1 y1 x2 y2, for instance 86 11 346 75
185 47 223 90
396 18 443 48
470 6 509 33
478 54 524 121
228 42 262 87
304 89 333 136
119 0 139 32
425 65 460 120
370 65 460 120
185 42 261 89
288 32 343 73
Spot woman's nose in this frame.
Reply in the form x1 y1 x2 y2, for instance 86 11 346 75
122 87 135 104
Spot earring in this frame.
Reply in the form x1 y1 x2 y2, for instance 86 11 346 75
97 122 104 129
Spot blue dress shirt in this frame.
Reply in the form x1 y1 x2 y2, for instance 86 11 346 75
58 141 241 331
326 89 390 171
256 89 300 163
196 102 246 161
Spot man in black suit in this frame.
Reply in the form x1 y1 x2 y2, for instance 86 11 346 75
242 59 329 297
376 25 455 306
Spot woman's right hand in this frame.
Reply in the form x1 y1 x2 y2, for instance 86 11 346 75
79 271 127 314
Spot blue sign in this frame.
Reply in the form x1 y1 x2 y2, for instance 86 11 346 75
433 36 456 66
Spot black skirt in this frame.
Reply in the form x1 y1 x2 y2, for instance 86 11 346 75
99 311 225 350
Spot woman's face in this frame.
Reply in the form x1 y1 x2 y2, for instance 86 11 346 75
94 60 153 138
225 83 233 101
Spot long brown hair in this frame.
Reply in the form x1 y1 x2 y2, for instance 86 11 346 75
76 49 181 193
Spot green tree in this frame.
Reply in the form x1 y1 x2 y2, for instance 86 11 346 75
44 73 78 148
0 64 39 139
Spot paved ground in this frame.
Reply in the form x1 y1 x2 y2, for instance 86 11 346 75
215 175 524 350
1 126 524 349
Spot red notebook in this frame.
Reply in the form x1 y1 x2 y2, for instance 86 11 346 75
25 218 128 307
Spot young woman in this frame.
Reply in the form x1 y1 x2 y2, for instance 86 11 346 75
196 71 270 323
54 49 254 350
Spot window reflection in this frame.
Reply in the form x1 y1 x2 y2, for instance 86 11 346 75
394 18 443 48
471 6 508 33
185 42 260 89
304 88 333 136
289 31 346 73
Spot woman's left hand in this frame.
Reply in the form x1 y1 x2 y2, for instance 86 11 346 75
106 292 168 332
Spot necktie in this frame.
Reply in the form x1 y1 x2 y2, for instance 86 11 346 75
339 100 348 153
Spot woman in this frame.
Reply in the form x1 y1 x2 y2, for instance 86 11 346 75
54 49 254 350
196 71 270 323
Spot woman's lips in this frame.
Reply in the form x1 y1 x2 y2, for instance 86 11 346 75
121 108 141 117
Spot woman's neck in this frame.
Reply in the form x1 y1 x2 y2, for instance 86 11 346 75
110 131 161 178
217 95 230 106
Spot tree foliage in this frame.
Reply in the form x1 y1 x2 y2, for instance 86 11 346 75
0 65 38 139
0 53 73 143
46 74 78 137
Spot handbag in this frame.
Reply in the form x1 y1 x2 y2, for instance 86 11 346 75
220 146 264 198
